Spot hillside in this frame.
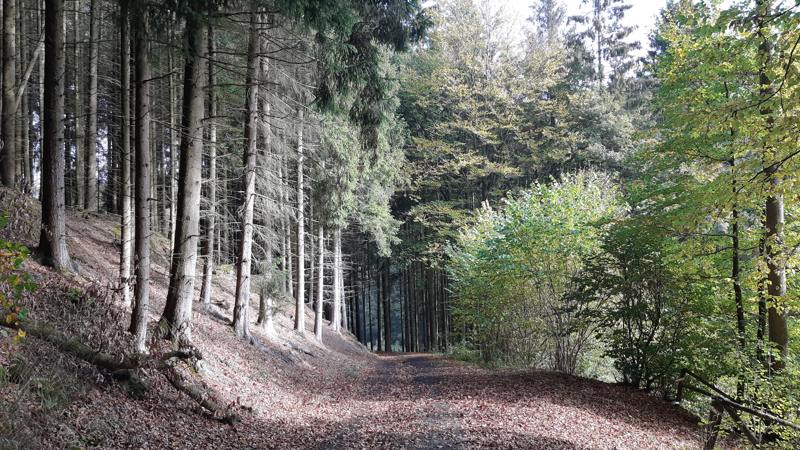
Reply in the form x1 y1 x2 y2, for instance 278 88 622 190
0 188 714 449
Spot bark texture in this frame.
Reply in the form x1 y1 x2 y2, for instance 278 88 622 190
161 9 206 344
130 5 151 354
2 0 17 186
39 0 72 271
233 13 260 339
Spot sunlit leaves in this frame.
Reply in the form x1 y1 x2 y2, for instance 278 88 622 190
447 171 624 368
0 215 35 343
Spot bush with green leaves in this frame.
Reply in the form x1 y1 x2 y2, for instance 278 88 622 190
447 171 625 373
568 221 706 395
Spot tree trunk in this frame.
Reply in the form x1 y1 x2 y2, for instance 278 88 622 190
285 156 293 299
728 157 746 396
351 264 360 342
255 18 272 334
119 0 132 308
154 117 164 232
308 201 315 318
340 250 347 332
149 120 157 232
84 0 98 211
332 228 341 333
72 1 83 207
219 167 228 264
383 260 392 352
129 5 150 354
36 0 44 198
233 12 260 339
376 261 382 350
16 5 26 192
367 261 373 349
161 9 206 344
39 0 72 270
20 69 29 192
279 162 287 298
756 0 788 370
2 0 17 187
256 245 275 335
294 108 305 333
314 225 324 341
199 24 216 309
257 288 275 335
168 32 178 250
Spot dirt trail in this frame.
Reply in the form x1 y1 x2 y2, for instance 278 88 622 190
314 353 705 450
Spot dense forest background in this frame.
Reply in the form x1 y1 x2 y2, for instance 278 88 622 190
0 0 799 446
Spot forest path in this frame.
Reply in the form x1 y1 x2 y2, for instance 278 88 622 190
315 353 706 450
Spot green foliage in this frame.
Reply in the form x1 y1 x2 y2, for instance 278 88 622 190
447 343 482 366
569 221 711 394
394 0 642 272
0 214 35 342
448 171 625 372
278 0 429 148
314 66 407 255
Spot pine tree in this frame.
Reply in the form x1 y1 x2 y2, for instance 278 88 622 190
130 1 151 354
233 10 261 339
39 0 72 271
1 0 17 187
162 3 207 344
119 0 132 308
84 0 99 210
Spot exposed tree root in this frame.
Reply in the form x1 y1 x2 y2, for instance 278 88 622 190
162 357 240 425
1 315 239 424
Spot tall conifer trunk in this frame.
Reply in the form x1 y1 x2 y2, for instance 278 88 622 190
162 6 206 344
332 228 341 333
2 0 17 187
383 260 391 352
119 0 132 307
315 225 324 341
199 24 216 309
294 108 305 333
39 0 71 270
168 29 178 250
72 1 83 207
84 0 98 210
233 11 260 339
129 4 151 353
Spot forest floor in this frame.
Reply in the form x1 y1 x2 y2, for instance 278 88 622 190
0 187 712 449
305 353 708 449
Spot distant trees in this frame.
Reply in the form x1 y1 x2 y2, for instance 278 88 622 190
389 0 638 353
